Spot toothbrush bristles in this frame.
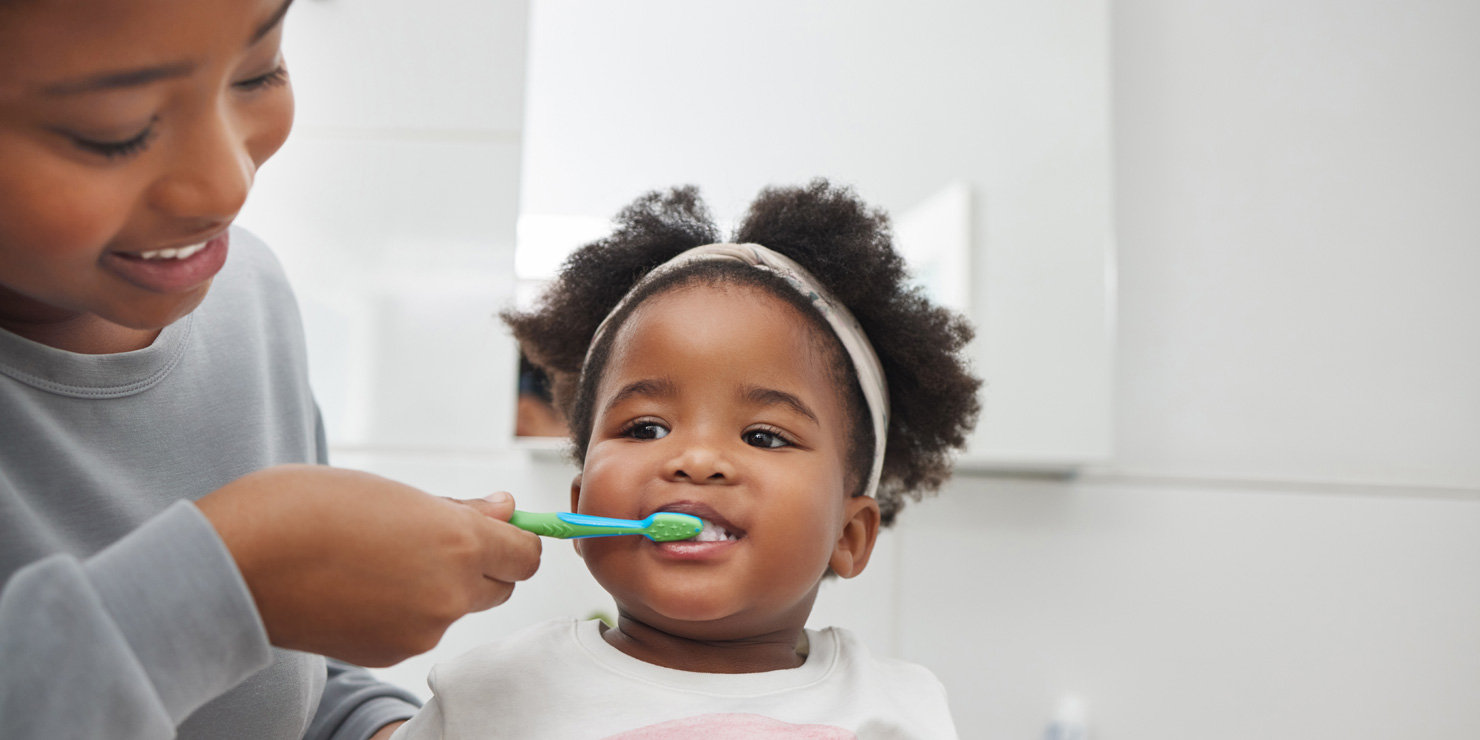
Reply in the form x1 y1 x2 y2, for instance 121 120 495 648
645 512 704 542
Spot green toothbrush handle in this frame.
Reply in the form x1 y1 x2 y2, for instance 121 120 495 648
508 510 595 539
508 510 701 541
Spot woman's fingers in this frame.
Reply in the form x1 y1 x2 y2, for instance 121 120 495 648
455 491 515 521
472 510 542 586
463 525 540 614
448 492 542 585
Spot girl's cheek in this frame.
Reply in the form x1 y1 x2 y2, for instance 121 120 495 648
578 448 635 513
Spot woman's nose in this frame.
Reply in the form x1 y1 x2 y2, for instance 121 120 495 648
147 114 253 223
665 436 736 484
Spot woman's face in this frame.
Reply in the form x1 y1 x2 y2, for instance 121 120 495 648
0 0 294 336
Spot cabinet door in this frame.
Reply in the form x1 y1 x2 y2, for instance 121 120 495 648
520 0 1115 470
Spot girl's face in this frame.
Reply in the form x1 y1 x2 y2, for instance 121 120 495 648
0 0 294 336
574 284 879 642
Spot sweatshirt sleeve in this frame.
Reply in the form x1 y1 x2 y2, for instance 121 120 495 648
0 500 273 739
305 660 421 740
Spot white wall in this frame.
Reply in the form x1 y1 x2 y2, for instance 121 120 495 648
898 1 1480 737
238 0 528 453
1113 0 1480 489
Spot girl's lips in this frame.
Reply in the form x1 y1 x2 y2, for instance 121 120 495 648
103 231 230 293
652 537 742 560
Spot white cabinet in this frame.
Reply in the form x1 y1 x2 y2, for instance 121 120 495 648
520 0 1115 470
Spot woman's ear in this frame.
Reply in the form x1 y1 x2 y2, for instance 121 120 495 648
569 473 584 557
828 495 881 579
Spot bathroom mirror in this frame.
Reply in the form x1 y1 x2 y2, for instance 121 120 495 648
512 0 1114 469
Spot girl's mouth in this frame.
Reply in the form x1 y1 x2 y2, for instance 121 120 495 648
104 231 230 293
649 503 746 559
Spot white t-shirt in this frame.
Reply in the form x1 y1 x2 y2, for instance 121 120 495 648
391 618 957 740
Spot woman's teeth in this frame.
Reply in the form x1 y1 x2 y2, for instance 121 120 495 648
136 242 208 260
693 519 740 542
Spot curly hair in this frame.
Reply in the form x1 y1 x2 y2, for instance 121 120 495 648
503 180 980 525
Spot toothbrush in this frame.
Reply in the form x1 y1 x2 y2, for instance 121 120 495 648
508 510 703 542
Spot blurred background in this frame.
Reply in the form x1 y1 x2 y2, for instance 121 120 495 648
236 0 1480 737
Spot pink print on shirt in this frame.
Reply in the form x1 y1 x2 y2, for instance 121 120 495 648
602 713 858 739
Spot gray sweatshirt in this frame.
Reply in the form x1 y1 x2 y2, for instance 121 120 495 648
0 229 419 739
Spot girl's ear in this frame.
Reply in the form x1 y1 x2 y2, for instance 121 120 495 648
829 495 881 579
569 473 584 557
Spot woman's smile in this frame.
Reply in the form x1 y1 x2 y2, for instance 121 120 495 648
102 230 231 293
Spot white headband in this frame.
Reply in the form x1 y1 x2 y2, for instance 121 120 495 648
583 243 890 499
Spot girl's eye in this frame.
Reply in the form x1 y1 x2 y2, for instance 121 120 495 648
71 118 158 159
235 64 289 92
625 422 669 440
743 428 792 449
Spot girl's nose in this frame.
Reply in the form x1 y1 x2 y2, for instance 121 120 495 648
665 437 736 485
147 114 253 223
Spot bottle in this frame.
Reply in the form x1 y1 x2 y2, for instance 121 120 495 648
1043 695 1087 740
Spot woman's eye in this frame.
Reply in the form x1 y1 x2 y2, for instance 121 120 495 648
71 118 157 159
627 422 669 440
235 64 289 91
743 429 791 449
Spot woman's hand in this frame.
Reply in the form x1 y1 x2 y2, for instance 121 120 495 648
196 465 542 667
369 720 406 740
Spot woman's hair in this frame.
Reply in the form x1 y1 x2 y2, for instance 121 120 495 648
503 180 980 525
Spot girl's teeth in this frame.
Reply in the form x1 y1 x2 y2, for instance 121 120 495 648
138 242 207 260
693 519 739 543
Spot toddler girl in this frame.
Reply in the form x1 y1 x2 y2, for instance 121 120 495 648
392 180 980 739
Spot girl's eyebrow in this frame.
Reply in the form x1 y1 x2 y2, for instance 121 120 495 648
603 378 676 414
742 386 819 426
39 0 293 96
